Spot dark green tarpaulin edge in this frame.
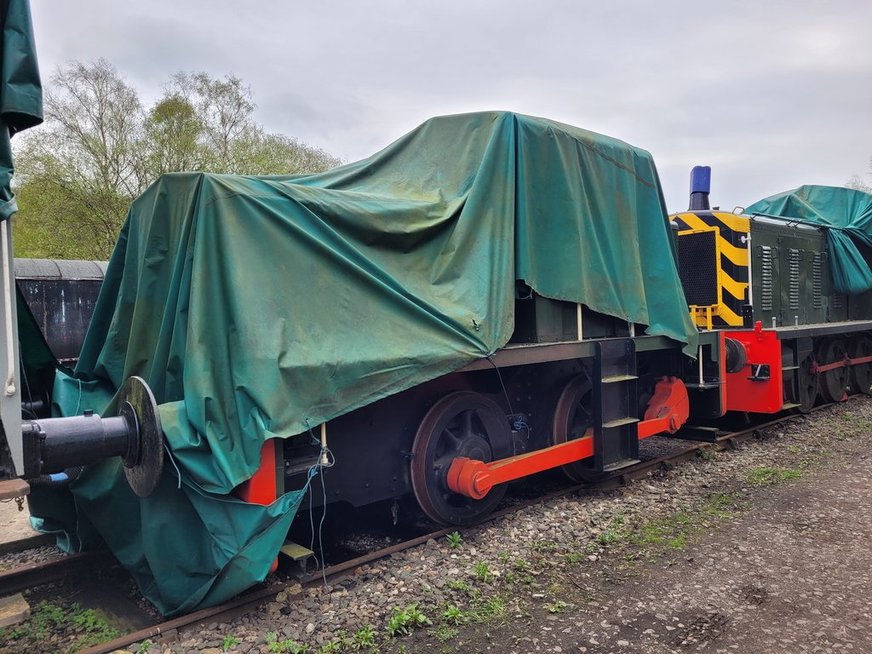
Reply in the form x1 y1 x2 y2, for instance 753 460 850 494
0 0 42 219
33 111 697 615
746 185 872 295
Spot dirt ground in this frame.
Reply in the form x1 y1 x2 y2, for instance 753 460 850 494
375 401 872 654
538 444 872 653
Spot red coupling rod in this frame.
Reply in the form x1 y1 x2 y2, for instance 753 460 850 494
811 354 872 374
447 434 594 500
446 377 690 500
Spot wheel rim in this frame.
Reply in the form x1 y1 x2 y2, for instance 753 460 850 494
410 392 511 526
551 373 601 483
848 335 872 396
816 339 849 403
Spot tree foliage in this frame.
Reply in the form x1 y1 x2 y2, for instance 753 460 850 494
13 59 342 260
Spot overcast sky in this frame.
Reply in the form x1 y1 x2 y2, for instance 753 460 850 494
29 1 872 213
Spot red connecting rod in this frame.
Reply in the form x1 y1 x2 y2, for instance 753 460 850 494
447 377 689 500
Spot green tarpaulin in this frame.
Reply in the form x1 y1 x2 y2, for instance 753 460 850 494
0 0 42 220
36 111 696 615
746 185 872 295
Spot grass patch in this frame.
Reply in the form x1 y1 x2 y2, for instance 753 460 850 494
440 604 467 625
744 466 802 486
446 578 471 593
472 561 494 583
445 531 462 549
386 604 431 637
265 632 310 654
349 625 376 651
628 492 743 556
433 625 458 642
0 601 122 654
512 557 531 572
545 599 568 614
470 595 507 622
531 539 558 552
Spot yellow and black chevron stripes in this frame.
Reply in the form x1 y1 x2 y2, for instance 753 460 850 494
671 211 751 329
720 268 747 301
672 212 749 266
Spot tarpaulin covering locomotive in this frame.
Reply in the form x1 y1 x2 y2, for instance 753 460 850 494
746 185 872 295
29 112 698 614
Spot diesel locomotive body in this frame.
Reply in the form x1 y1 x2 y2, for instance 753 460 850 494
672 167 872 424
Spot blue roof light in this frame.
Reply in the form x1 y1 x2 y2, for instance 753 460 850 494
690 166 711 195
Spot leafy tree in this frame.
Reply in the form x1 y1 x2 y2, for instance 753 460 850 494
13 60 144 258
13 60 341 260
142 94 207 177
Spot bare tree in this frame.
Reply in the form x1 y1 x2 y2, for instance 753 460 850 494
847 157 872 193
13 61 342 259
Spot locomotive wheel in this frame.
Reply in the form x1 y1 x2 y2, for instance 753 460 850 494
794 355 819 414
848 334 872 395
410 391 512 526
551 373 603 483
815 339 849 403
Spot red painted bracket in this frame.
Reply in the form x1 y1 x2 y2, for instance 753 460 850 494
235 439 279 573
638 377 689 439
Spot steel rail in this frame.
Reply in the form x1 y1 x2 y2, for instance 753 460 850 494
0 551 111 596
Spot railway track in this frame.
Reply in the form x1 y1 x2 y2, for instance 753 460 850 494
0 399 855 653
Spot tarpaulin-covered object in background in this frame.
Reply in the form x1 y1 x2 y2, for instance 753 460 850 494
0 0 42 220
746 185 872 295
34 111 696 615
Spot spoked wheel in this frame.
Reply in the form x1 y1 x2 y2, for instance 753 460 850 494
816 339 849 403
848 334 872 396
410 392 512 526
551 373 602 483
795 355 820 413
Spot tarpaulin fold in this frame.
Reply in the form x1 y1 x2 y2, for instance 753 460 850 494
746 185 872 294
34 111 696 615
0 0 42 220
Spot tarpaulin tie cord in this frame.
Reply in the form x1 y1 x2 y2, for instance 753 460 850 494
73 378 83 416
487 355 520 456
305 417 337 587
163 442 182 490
